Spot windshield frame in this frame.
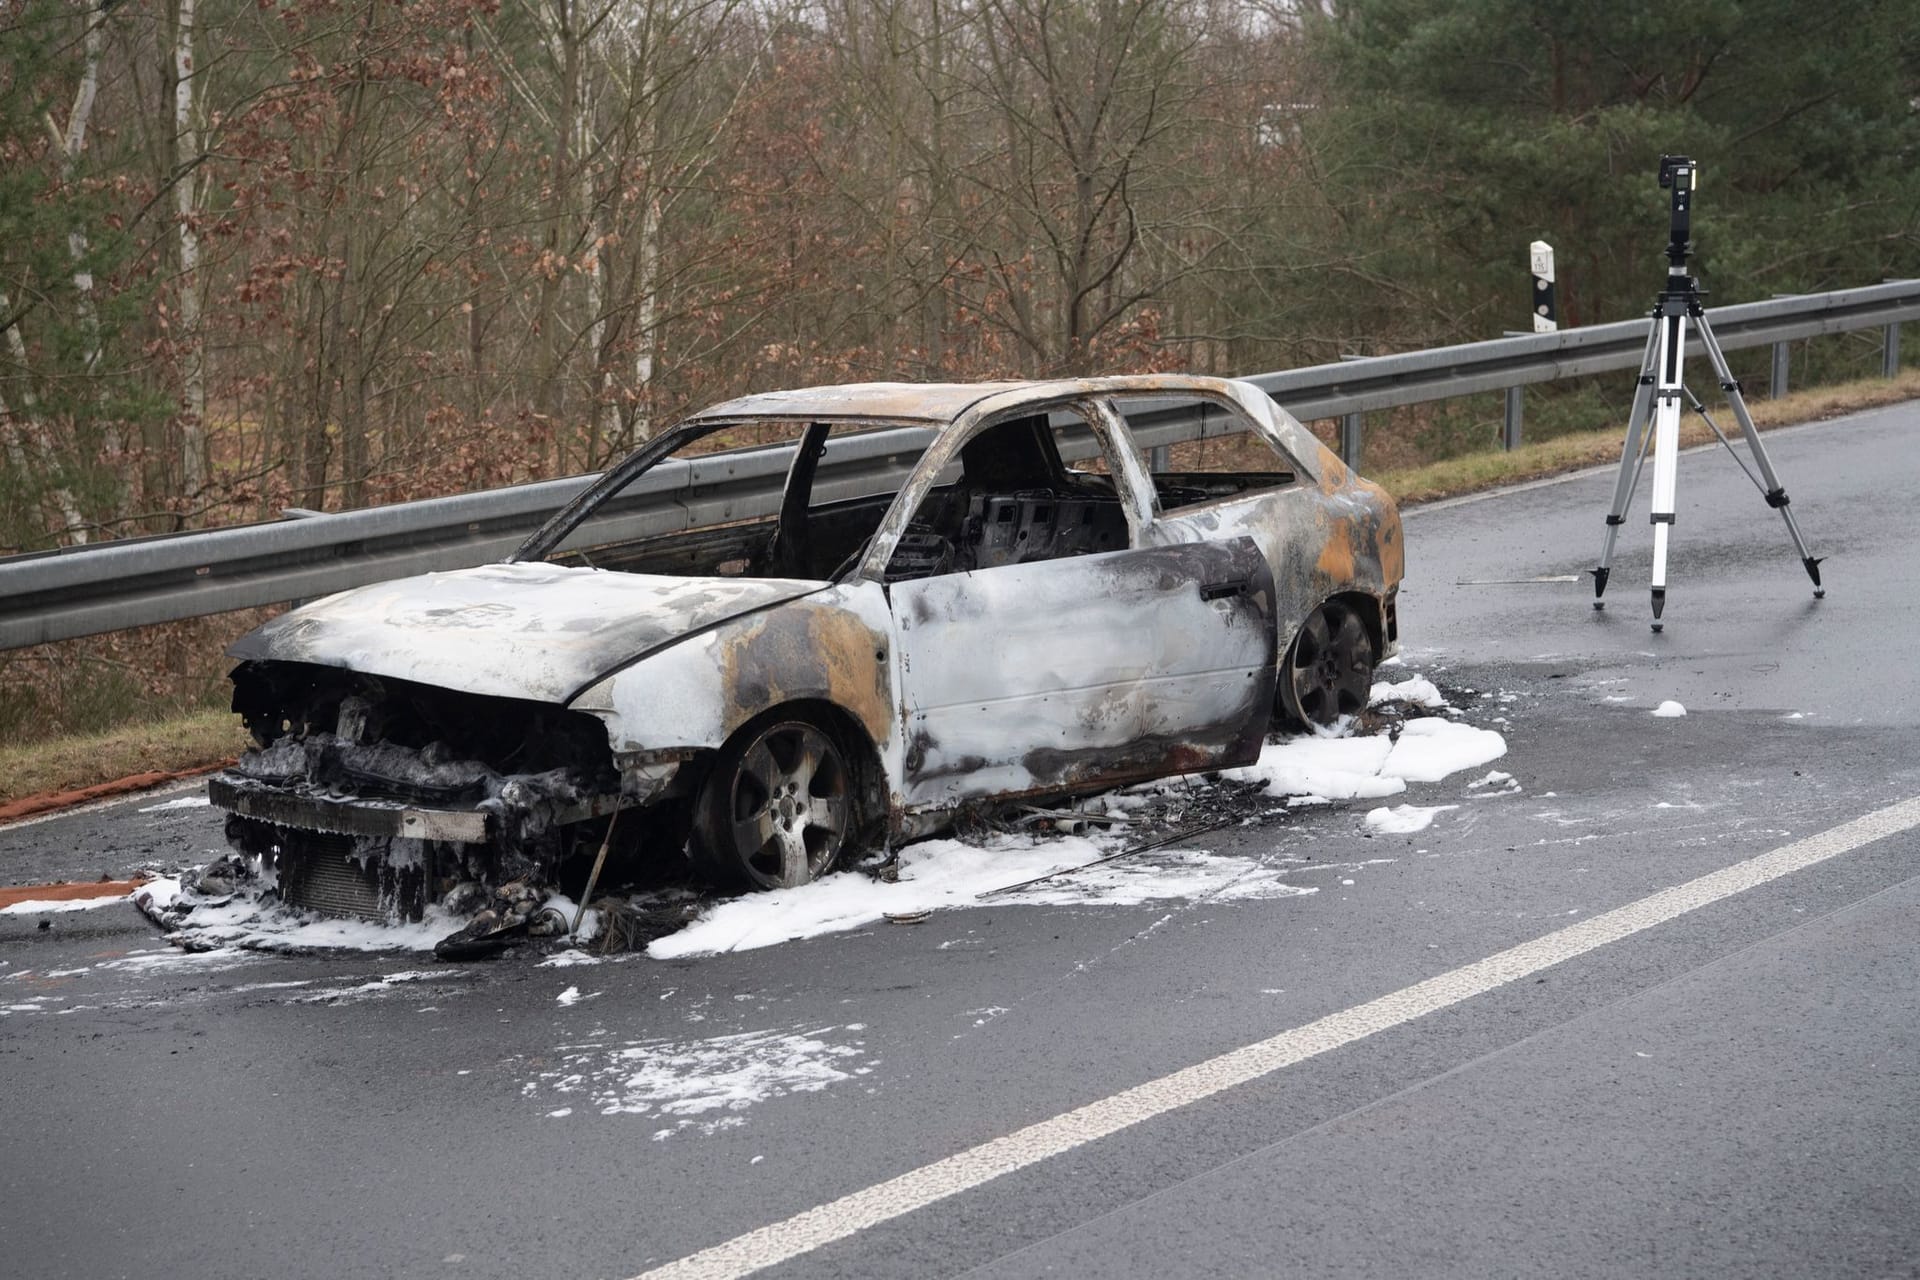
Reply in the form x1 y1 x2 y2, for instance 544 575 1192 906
508 416 939 567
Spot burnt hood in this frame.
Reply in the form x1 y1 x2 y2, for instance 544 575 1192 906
228 562 824 705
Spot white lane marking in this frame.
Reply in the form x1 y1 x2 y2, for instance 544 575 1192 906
633 795 1920 1280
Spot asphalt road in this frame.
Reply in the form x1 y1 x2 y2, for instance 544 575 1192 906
3 401 1917 1280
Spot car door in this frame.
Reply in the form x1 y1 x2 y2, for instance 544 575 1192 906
874 398 1278 811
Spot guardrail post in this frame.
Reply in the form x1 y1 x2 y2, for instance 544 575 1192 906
1885 323 1902 378
1341 412 1363 468
1770 341 1790 397
1503 386 1523 450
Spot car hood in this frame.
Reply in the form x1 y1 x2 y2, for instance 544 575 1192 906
228 562 826 704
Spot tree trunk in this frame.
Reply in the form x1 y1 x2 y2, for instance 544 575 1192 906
534 0 581 467
58 8 105 397
174 0 207 497
0 290 88 542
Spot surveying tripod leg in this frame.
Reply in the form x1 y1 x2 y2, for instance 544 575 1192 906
1646 311 1686 631
1695 319 1825 596
1593 324 1662 607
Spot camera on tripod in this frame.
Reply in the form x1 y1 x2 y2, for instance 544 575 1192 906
1657 155 1694 268
1588 151 1823 627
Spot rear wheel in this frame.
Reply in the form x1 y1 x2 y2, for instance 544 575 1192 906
692 718 853 891
1277 600 1375 730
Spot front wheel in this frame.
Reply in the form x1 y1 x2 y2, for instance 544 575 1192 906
1277 600 1375 730
692 718 853 892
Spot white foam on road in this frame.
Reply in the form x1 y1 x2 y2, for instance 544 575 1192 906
1653 701 1688 717
1383 718 1507 783
657 691 1509 958
292 969 463 1005
629 794 1920 1280
120 666 1499 963
649 835 1320 959
137 879 600 954
1364 804 1458 835
93 946 254 975
0 892 133 916
1223 717 1506 799
1221 734 1402 801
540 949 609 968
1369 676 1447 708
137 794 212 813
527 1024 875 1137
138 877 457 953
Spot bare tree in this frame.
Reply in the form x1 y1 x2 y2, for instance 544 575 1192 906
171 0 207 493
962 0 1209 373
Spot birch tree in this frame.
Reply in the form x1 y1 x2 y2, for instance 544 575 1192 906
171 0 206 493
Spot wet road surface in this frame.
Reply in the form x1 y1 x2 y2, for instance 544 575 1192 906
3 403 1917 1279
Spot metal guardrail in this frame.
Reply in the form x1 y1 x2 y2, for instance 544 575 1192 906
3 279 1915 651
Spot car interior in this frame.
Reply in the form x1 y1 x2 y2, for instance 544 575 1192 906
548 406 1296 584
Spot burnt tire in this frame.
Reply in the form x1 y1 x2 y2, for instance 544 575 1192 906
1277 600 1375 730
691 717 854 892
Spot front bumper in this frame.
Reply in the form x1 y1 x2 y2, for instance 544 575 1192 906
208 774 617 845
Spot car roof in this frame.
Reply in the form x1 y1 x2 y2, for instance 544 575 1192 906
682 375 1256 426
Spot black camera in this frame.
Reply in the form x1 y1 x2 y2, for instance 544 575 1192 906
1659 155 1695 268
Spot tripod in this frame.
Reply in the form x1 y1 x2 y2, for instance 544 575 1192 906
1591 156 1823 631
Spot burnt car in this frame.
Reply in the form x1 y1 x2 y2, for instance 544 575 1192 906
209 377 1402 922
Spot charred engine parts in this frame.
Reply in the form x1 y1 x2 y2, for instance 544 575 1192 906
215 662 631 925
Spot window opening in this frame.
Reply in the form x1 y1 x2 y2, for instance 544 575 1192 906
1114 395 1301 511
516 418 933 582
882 406 1133 581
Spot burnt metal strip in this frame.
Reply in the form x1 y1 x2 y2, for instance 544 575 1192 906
210 774 490 843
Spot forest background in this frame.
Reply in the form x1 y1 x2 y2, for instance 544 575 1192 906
2 0 1917 743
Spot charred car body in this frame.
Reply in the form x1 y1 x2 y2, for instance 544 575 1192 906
210 377 1403 923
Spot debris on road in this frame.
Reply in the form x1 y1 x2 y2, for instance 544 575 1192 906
120 668 1509 961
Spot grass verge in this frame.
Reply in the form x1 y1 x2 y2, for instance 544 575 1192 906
0 708 246 809
1374 368 1920 506
3 369 1916 814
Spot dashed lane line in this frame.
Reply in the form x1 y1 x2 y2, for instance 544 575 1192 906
632 794 1920 1280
